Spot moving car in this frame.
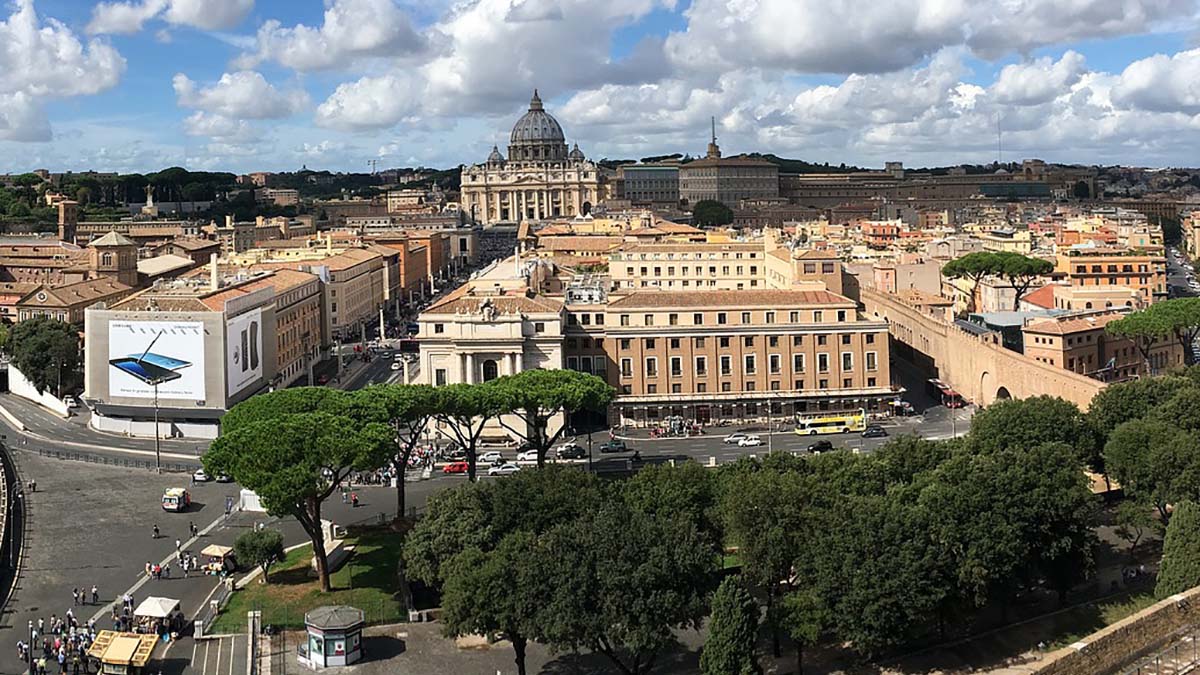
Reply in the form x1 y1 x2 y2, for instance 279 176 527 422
391 361 403 370
479 450 504 464
488 462 521 476
215 473 232 483
556 444 586 459
807 440 834 453
723 433 748 444
737 435 764 447
599 439 627 453
192 469 211 482
862 424 888 438
442 461 469 474
517 448 541 462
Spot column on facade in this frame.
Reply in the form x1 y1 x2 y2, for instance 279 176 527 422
534 190 541 220
501 352 512 376
459 353 468 384
509 352 520 374
467 353 476 384
572 189 580 216
492 191 501 223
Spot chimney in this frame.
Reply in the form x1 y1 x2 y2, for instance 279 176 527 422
256 216 265 228
224 214 233 229
209 253 220 291
326 233 333 254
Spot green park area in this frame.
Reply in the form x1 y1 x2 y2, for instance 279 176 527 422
210 530 406 634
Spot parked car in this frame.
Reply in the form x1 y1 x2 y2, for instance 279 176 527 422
599 439 628 453
723 433 748 444
479 450 504 464
737 435 764 447
391 361 403 370
442 461 469 475
807 440 834 453
192 469 211 482
215 473 232 483
553 442 579 457
556 444 586 459
862 425 888 438
488 462 521 476
517 449 541 462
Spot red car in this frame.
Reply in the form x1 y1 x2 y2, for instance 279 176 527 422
442 461 469 474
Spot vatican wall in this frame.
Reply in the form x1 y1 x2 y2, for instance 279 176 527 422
859 287 1106 409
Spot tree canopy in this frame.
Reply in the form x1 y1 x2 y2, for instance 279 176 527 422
942 251 1053 313
234 528 285 584
489 369 614 467
701 576 761 675
1155 501 1200 599
5 316 80 396
692 200 733 227
205 411 392 590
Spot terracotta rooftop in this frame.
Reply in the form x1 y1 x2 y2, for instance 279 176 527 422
89 231 137 247
137 254 195 277
158 237 219 252
616 242 762 253
21 277 133 306
1024 311 1127 336
608 289 853 309
1021 284 1056 309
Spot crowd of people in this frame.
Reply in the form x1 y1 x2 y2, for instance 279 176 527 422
18 601 99 675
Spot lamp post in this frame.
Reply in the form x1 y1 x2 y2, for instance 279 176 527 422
152 378 162 474
27 619 33 675
587 430 593 473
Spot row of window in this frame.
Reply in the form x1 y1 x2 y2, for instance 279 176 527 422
620 351 879 378
619 309 852 327
623 376 880 396
1073 264 1152 274
614 251 760 261
623 265 759 277
619 333 874 350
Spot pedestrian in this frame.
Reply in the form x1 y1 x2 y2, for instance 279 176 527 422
90 585 98 605
189 521 198 538
152 524 159 539
350 492 359 508
174 538 181 553
71 589 78 606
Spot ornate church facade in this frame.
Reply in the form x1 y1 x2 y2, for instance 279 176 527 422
460 91 604 225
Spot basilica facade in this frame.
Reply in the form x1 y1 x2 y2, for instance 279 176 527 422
460 91 604 225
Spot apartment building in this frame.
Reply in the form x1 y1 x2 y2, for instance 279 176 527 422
1023 310 1183 381
244 269 322 388
604 289 893 425
764 248 845 294
1055 247 1166 308
609 243 766 290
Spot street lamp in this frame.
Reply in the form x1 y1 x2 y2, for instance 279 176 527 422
27 619 33 675
587 430 593 473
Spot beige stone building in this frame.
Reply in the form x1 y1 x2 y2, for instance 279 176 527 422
610 243 766 290
460 91 604 224
1055 247 1166 308
603 289 893 424
418 292 565 386
1022 310 1183 380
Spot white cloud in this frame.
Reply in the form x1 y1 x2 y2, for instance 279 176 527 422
234 0 426 71
315 73 421 130
181 111 255 141
991 51 1088 105
0 0 125 141
664 0 1190 77
88 0 253 34
1112 49 1200 114
173 71 308 119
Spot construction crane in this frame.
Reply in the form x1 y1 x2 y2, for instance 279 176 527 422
367 159 380 174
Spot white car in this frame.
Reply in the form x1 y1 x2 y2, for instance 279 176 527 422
517 449 541 462
192 469 211 482
737 435 764 447
479 450 504 464
391 361 403 370
488 462 521 476
723 433 748 444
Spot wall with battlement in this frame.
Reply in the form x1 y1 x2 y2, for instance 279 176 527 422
859 287 1106 409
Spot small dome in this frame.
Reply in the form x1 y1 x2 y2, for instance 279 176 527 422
510 89 565 145
568 143 584 161
487 145 504 162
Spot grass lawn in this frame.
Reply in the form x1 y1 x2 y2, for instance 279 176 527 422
1046 590 1158 650
210 530 405 634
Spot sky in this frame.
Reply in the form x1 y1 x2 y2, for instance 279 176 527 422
3 0 1200 174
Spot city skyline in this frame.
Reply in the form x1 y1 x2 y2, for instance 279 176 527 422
3 0 1200 173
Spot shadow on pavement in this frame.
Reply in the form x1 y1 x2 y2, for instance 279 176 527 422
363 635 408 661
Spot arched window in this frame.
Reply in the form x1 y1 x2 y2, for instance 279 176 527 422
482 359 499 382
1085 302 1093 309
101 252 113 266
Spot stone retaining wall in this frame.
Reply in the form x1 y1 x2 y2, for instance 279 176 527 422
1033 586 1200 675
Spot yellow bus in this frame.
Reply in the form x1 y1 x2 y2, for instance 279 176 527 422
794 409 867 435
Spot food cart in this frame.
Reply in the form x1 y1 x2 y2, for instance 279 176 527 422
132 596 185 638
87 631 158 675
201 544 237 575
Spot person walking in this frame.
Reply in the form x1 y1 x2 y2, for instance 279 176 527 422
90 585 98 605
189 521 198 538
71 589 78 606
152 524 159 539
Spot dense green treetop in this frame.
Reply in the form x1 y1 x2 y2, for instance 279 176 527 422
1155 501 1200 599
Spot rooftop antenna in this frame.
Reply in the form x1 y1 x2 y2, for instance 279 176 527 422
367 159 380 174
711 116 717 145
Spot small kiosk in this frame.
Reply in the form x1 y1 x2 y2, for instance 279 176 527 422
200 544 237 575
87 631 158 675
132 596 186 638
298 605 364 669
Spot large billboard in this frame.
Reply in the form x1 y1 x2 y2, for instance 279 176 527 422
107 320 206 400
226 308 263 397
